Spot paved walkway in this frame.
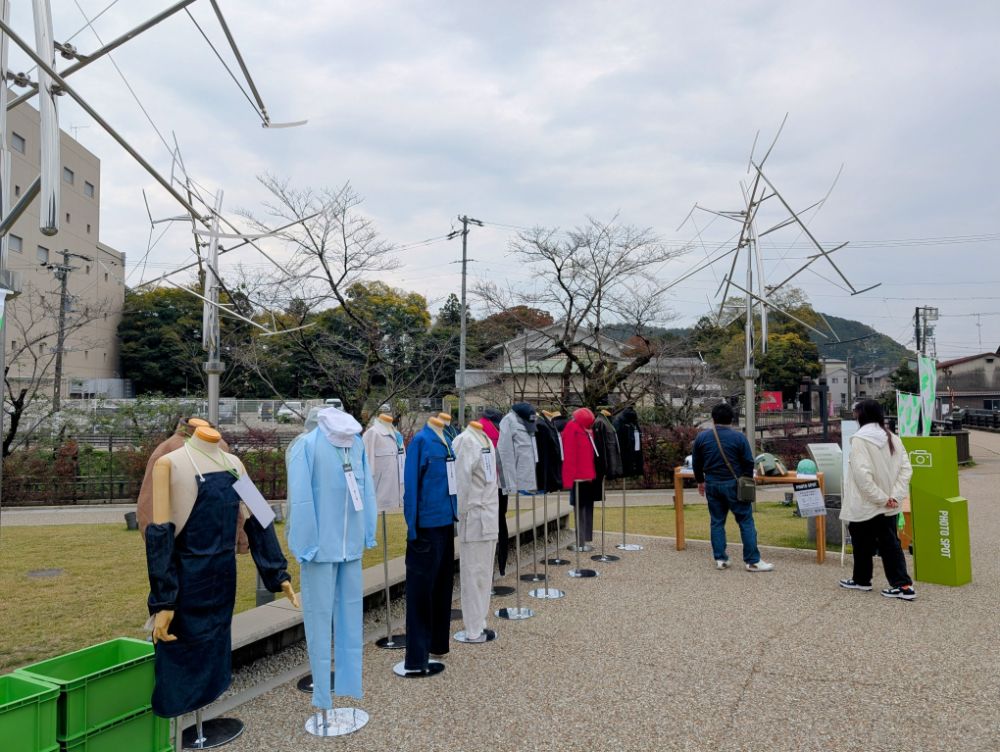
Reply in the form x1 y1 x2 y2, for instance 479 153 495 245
215 432 1000 751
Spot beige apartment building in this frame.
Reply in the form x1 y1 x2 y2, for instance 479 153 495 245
4 95 127 400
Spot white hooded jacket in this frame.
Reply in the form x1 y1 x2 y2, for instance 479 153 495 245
841 423 912 524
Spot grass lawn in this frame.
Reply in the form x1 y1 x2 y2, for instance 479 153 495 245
0 502 830 673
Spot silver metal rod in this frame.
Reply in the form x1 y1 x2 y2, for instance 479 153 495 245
621 477 627 547
573 482 582 571
8 0 198 111
31 0 59 235
204 191 223 426
767 242 847 294
381 512 392 643
726 279 830 338
0 17 206 220
513 492 522 612
207 0 269 119
599 479 606 558
0 177 40 237
541 492 549 582
529 491 538 578
0 0 10 563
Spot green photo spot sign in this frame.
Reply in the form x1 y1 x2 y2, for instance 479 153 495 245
901 437 971 586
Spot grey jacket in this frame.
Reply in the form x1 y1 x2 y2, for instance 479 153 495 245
362 421 405 511
497 411 538 493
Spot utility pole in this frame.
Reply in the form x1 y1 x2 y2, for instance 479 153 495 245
449 214 482 428
203 191 224 426
47 250 90 412
845 355 852 410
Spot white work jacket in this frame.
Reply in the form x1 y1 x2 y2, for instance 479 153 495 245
452 428 500 542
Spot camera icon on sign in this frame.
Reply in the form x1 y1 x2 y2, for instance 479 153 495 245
910 450 933 468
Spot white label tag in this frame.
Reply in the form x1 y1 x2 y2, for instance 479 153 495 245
344 465 364 511
634 430 641 452
233 474 275 528
531 436 539 463
397 449 405 481
446 457 457 495
481 447 494 478
588 434 599 457
557 435 564 461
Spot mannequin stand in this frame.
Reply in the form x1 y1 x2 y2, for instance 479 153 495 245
530 490 565 599
520 493 545 583
304 707 369 737
181 710 244 750
454 628 497 643
375 512 406 649
392 660 445 678
546 490 570 565
592 480 620 563
616 478 644 552
568 481 598 578
496 492 535 620
296 672 335 694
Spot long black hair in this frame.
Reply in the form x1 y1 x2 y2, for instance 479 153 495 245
854 398 895 454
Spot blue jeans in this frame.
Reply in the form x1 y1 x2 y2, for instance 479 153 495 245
705 480 760 564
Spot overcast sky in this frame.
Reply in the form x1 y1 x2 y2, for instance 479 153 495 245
9 1 1000 360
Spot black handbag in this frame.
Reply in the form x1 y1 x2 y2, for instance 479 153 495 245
711 425 756 503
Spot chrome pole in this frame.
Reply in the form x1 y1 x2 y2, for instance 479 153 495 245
375 511 405 649
617 477 643 551
496 492 534 619
31 0 58 236
592 479 619 562
568 480 597 578
530 491 564 599
547 488 569 565
521 492 544 583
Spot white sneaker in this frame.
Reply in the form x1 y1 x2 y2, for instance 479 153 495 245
715 560 731 570
745 561 774 572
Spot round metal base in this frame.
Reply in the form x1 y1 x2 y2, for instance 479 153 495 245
591 553 621 562
304 708 369 737
392 660 445 678
495 606 534 620
453 628 497 643
450 608 463 620
520 573 546 582
616 543 644 551
375 634 406 650
491 585 516 597
567 544 594 552
546 557 570 566
296 672 334 694
182 717 245 750
528 587 565 599
568 568 599 578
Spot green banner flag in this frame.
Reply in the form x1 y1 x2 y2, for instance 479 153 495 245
896 391 921 437
918 355 937 435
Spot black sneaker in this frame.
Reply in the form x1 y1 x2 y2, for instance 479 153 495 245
881 586 916 601
839 579 872 591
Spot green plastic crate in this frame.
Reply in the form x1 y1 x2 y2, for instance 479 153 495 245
0 673 60 752
16 638 154 743
60 707 170 752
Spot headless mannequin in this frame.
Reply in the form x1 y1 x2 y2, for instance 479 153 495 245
429 416 446 437
379 413 394 426
542 410 559 420
151 427 298 642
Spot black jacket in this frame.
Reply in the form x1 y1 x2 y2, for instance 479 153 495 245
614 408 644 478
534 415 564 493
593 413 623 481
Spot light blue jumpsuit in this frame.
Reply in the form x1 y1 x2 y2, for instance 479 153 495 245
287 429 377 709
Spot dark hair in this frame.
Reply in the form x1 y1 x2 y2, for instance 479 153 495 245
711 402 735 425
854 398 895 454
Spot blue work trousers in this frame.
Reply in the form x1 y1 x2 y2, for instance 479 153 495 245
705 480 761 565
300 558 363 708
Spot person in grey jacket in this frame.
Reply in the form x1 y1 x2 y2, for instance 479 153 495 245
497 402 539 494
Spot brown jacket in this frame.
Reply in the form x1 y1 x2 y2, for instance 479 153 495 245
137 430 250 554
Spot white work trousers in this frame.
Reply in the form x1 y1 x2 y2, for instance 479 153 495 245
300 558 363 708
459 539 496 638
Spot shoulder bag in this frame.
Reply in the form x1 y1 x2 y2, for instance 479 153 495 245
711 425 756 503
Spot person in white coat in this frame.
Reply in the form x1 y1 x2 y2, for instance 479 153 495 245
839 399 916 600
452 421 500 642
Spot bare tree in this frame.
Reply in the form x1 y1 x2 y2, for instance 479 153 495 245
476 216 688 409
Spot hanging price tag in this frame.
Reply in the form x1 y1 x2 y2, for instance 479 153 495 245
588 434 600 457
481 447 494 478
445 457 457 495
557 435 564 461
233 474 275 528
634 430 641 452
397 449 405 480
343 464 364 511
531 436 539 463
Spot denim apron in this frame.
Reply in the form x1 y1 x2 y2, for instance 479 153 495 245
147 450 240 718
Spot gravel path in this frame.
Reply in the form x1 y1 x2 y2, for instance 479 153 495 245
207 431 1000 752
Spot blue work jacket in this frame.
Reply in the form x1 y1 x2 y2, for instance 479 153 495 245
403 425 458 539
286 429 377 563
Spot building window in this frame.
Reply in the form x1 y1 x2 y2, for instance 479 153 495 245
63 167 74 185
37 246 49 264
84 181 95 198
66 212 71 223
104 272 108 282
86 223 91 234
85 265 91 275
985 399 1000 410
13 184 20 197
831 377 838 384
9 234 22 253
11 132 25 154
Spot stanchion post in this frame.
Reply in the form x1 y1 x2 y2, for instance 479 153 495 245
568 480 598 578
592 479 619 562
547 489 569 565
530 491 565 599
674 467 686 551
616 477 643 552
521 491 544 582
376 511 405 649
496 492 534 618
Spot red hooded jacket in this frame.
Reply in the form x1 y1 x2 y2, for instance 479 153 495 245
561 408 597 489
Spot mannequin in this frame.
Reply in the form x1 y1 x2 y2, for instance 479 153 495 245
594 409 623 481
497 403 539 494
452 421 499 642
614 407 644 478
137 418 249 554
438 412 458 441
401 416 458 674
561 408 599 547
147 426 296 720
287 407 377 714
479 408 509 578
535 410 563 493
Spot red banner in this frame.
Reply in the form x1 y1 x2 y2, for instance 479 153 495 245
760 391 783 413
